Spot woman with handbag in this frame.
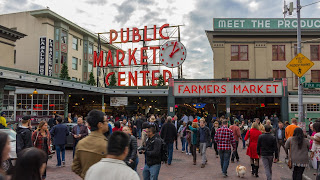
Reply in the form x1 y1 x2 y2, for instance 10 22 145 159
244 122 262 177
32 121 52 180
285 127 310 180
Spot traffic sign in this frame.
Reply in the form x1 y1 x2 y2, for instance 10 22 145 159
300 76 306 83
303 83 320 88
286 53 314 77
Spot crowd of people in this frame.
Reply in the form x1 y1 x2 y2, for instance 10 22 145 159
0 111 320 180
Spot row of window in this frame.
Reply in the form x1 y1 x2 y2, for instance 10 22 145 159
72 57 93 71
231 45 320 61
291 104 320 112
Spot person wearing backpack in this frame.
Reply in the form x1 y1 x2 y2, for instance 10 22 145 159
178 122 187 153
142 125 162 180
16 116 33 154
160 116 177 165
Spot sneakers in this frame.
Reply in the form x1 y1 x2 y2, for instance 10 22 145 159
223 173 228 178
216 155 219 158
56 164 61 167
186 152 189 155
62 161 65 167
182 151 184 153
201 164 205 168
188 153 192 155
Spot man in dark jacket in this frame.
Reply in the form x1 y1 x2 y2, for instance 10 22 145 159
50 116 69 167
142 125 162 180
160 116 177 165
197 119 211 168
257 125 278 179
274 122 287 160
48 114 56 129
135 116 143 139
71 116 88 158
16 116 32 154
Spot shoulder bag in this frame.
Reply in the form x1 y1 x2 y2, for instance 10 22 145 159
245 130 250 147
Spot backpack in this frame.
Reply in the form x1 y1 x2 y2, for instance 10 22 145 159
157 137 168 164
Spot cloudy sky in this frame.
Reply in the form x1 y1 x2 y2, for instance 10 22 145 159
1 0 320 80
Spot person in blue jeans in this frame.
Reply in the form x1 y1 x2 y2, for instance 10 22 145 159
160 116 177 165
50 116 69 167
178 122 187 152
239 120 248 149
142 125 162 180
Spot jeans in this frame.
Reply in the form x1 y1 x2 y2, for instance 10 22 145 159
55 144 65 166
143 164 161 180
186 141 189 153
191 144 197 162
167 142 174 164
181 137 186 152
262 156 273 180
293 166 305 180
73 139 79 158
277 140 287 158
241 134 246 148
317 161 320 180
231 141 239 161
137 128 141 139
200 143 207 164
175 139 178 150
219 150 231 174
134 156 139 171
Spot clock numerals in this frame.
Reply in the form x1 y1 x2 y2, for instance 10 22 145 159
159 40 186 68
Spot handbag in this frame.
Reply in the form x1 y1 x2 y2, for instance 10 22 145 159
245 130 250 147
33 131 39 146
287 140 292 169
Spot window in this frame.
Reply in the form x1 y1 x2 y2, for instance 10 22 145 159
273 70 286 79
272 45 285 61
291 104 298 112
311 45 320 61
61 53 67 64
231 70 249 79
88 62 93 72
307 104 320 112
72 37 78 50
88 43 93 54
72 57 78 70
231 45 248 61
72 77 77 81
55 29 60 41
61 30 67 44
311 70 320 82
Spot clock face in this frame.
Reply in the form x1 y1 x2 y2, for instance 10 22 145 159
159 41 187 68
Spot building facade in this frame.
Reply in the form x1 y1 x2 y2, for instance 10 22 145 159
206 18 320 123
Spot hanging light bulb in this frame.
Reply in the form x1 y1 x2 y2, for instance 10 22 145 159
33 89 38 94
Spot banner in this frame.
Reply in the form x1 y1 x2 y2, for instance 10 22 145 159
110 97 128 106
39 37 46 75
48 39 53 76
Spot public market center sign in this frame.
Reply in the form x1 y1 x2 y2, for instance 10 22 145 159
213 18 320 30
174 81 283 97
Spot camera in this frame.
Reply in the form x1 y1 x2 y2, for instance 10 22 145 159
138 146 146 154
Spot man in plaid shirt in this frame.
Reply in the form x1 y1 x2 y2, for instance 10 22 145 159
214 120 236 177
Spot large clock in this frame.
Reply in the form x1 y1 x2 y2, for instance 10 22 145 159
159 40 187 68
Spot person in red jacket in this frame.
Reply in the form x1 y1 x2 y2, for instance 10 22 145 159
245 122 262 177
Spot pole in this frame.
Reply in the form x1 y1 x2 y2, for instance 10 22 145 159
97 34 101 87
297 0 303 123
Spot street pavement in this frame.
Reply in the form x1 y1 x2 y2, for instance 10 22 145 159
47 140 316 180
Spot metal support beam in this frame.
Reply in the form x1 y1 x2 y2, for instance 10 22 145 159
102 95 105 113
64 91 69 119
167 78 175 117
226 97 230 118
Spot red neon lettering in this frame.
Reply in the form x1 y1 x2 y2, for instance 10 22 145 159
153 25 157 40
183 86 191 93
109 29 118 44
266 85 271 93
199 85 206 93
121 28 129 43
159 24 169 40
140 70 149 86
257 85 263 93
273 85 279 93
144 26 152 41
105 50 114 67
242 85 249 93
128 71 137 86
207 85 213 93
140 47 148 65
128 48 137 65
150 46 160 64
234 85 241 93
214 85 220 93
163 70 172 84
118 72 125 86
178 85 184 93
105 72 115 86
152 70 160 86
192 85 198 93
93 50 103 67
116 50 125 66
221 85 226 93
132 28 141 43
250 85 256 93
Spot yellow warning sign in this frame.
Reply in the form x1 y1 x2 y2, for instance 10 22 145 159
286 53 314 78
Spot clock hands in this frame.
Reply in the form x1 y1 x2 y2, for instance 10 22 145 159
169 41 180 58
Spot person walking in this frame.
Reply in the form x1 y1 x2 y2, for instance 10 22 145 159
178 122 187 153
50 116 69 167
188 119 199 165
275 122 287 160
214 120 236 177
72 110 109 179
71 116 88 158
239 120 248 149
142 125 162 180
85 131 140 180
211 121 219 158
285 128 310 180
245 122 262 177
285 118 298 140
197 118 211 168
272 115 279 129
185 121 192 155
32 121 51 180
310 122 320 180
16 116 32 154
229 119 241 163
257 125 278 180
0 131 11 180
173 115 179 150
160 116 177 165
13 147 47 180
181 114 188 124
122 126 138 170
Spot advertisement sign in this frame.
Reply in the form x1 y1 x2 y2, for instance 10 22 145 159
110 97 128 106
39 37 46 75
174 81 283 97
48 39 54 76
